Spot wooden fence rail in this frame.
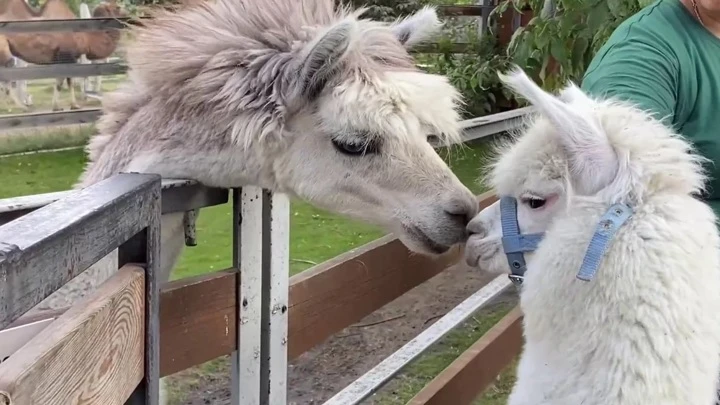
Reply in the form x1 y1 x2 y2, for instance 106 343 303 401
0 173 162 405
1 189 518 404
0 5 490 33
0 4 493 84
0 62 127 81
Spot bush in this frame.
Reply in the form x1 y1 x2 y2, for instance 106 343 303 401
417 18 514 118
500 0 656 90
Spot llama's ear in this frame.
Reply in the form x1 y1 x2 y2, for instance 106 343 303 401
557 82 596 109
297 19 357 100
391 6 442 48
498 66 618 195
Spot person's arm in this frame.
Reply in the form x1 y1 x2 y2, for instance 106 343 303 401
581 37 680 126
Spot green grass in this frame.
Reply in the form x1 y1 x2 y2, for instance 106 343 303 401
0 75 127 156
0 125 94 156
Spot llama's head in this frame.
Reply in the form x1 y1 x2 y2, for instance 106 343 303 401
102 0 478 255
273 7 479 254
465 66 707 274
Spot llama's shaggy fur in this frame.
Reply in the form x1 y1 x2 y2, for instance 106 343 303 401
465 67 720 405
30 2 480 400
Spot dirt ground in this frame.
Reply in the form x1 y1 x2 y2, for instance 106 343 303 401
170 261 518 405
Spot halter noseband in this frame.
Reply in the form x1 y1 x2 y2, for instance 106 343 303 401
499 196 634 286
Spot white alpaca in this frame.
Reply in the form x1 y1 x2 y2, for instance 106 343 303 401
465 66 720 405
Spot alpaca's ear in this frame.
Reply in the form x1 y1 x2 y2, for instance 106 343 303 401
498 66 618 195
391 6 442 48
297 19 357 100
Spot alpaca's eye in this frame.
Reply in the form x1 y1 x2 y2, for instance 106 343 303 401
332 138 379 156
525 197 546 209
427 135 440 145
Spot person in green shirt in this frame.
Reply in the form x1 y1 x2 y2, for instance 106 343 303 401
582 2 720 402
581 0 720 213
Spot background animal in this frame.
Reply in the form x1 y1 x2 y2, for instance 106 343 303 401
0 0 37 109
465 67 720 404
3 0 126 111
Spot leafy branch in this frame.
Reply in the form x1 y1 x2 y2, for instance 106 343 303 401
498 0 655 90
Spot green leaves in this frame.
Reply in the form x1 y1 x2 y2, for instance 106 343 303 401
504 0 647 90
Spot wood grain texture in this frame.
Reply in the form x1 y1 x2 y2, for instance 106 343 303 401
0 173 161 329
408 307 524 405
10 193 499 377
287 234 463 359
157 233 462 377
0 265 146 405
0 180 227 227
159 270 236 377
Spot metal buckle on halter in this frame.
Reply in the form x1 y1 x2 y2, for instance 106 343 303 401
508 274 524 286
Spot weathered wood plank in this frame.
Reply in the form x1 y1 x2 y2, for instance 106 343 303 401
0 173 161 329
6 308 65 329
0 179 228 227
0 109 101 131
287 234 463 359
408 307 524 405
4 193 498 376
0 265 146 405
0 63 127 81
2 193 498 377
159 270 236 377
156 234 461 376
0 6 485 34
0 17 139 33
460 106 533 143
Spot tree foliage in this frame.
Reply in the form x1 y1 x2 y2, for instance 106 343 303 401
341 0 426 21
417 18 515 118
498 0 655 90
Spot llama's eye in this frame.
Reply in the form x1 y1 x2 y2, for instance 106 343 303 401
427 135 440 145
332 138 379 156
524 197 546 209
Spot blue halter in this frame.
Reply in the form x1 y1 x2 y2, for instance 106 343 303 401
499 196 634 286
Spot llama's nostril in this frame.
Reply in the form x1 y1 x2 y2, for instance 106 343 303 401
444 197 478 226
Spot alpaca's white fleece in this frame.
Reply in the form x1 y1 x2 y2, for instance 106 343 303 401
467 67 720 405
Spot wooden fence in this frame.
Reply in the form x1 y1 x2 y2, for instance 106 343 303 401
0 2 534 131
0 108 530 404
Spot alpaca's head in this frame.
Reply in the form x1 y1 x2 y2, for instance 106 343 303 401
465 66 707 273
103 0 478 255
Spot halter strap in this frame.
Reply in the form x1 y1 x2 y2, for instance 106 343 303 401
498 196 633 286
499 196 544 284
576 203 633 281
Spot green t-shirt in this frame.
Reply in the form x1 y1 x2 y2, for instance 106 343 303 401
581 0 720 213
